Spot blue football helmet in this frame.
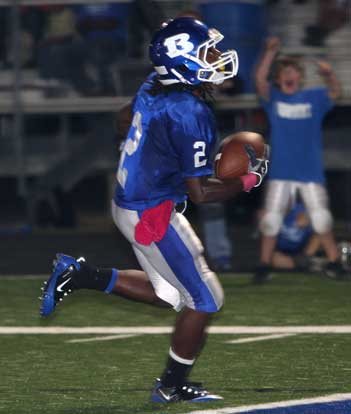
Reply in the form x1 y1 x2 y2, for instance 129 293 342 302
149 17 239 86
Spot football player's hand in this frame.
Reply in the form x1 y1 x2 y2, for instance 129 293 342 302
245 144 270 187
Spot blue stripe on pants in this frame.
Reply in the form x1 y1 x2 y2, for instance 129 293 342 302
156 224 218 313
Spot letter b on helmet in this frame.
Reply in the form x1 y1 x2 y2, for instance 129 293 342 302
164 33 194 58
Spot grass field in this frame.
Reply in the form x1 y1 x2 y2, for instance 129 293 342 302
0 272 351 414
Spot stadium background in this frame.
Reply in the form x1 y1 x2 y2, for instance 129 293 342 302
0 0 350 274
0 2 351 414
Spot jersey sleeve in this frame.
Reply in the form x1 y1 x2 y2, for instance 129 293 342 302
132 72 157 110
169 97 216 178
310 87 334 117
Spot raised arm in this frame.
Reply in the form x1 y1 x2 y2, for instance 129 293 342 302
255 36 281 100
316 61 342 101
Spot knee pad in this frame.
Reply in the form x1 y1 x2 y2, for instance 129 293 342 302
259 211 284 236
309 208 333 234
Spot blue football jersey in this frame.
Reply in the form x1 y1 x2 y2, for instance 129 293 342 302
277 203 313 254
261 86 334 183
114 74 217 210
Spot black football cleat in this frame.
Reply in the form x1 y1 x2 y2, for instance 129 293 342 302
40 253 85 317
211 255 232 272
151 379 223 403
324 261 348 280
253 264 272 284
293 254 313 271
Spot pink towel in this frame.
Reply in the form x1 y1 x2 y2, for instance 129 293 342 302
135 200 174 245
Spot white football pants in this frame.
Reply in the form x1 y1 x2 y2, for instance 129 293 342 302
111 201 224 313
260 180 333 236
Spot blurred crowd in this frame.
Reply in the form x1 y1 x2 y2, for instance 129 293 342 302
0 2 261 97
0 1 164 96
0 1 350 277
0 0 348 97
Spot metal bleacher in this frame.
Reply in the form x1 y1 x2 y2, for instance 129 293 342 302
0 0 350 227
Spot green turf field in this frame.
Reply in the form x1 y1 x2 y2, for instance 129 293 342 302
0 273 350 414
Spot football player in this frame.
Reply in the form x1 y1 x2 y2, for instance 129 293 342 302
40 17 269 403
254 36 344 284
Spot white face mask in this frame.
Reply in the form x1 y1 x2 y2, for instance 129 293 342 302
190 29 239 84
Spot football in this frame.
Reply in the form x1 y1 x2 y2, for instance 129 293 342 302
215 131 265 180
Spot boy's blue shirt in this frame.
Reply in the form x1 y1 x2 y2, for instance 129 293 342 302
261 86 334 183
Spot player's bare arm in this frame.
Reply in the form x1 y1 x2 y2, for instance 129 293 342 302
116 102 133 143
255 36 281 100
317 61 342 101
187 137 269 204
186 175 244 204
186 146 269 204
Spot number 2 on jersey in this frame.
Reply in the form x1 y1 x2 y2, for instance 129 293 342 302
194 141 207 167
117 111 143 188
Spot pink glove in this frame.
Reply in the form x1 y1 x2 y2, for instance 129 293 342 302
240 173 258 192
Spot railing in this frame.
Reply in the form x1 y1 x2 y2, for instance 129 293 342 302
1 93 351 115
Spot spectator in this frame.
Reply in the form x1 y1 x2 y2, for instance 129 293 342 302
199 0 266 92
74 3 129 95
128 0 164 58
303 0 351 47
200 201 233 271
0 7 9 68
254 36 344 283
36 5 95 96
270 202 350 279
269 202 321 271
37 3 130 96
20 6 47 54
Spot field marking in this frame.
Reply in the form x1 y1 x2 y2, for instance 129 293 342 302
66 333 141 343
225 333 297 344
2 326 351 334
0 275 47 280
180 393 351 414
67 333 294 346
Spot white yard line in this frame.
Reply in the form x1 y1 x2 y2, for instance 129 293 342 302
0 275 47 280
180 393 351 414
225 333 297 344
210 326 351 334
41 329 339 345
1 326 351 334
66 333 141 343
